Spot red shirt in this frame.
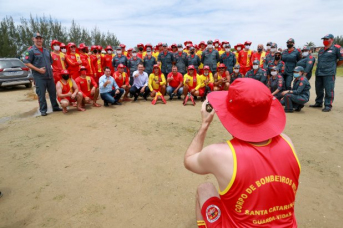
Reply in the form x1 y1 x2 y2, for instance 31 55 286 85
80 53 95 76
75 76 98 98
167 72 183 88
51 52 66 72
113 71 129 88
219 135 300 227
102 54 114 72
238 50 253 68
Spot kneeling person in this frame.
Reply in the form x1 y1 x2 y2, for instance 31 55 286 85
281 66 311 112
114 64 131 101
183 65 200 98
56 70 84 113
213 63 230 91
75 66 101 107
149 65 166 98
166 65 184 100
268 66 285 100
99 67 124 106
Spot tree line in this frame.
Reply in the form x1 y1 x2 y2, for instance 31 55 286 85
0 15 120 58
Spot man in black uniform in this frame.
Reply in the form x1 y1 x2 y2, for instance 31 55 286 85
23 33 62 116
158 43 175 78
310 34 343 112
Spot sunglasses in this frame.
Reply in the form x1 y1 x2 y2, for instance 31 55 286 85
70 46 76 48
62 74 69 77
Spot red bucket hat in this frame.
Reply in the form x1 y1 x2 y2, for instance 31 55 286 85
207 78 285 142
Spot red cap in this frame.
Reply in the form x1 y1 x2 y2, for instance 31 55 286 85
51 40 61 49
203 66 210 70
153 64 159 69
213 39 221 45
120 44 126 48
79 66 87 72
234 43 244 50
118 64 125 68
199 41 207 47
188 65 195 70
127 48 133 52
157 42 163 47
244 41 252 45
105 45 113 51
60 69 69 74
68 42 76 48
217 63 227 70
137 43 144 47
207 78 285 142
91 45 98 51
221 41 229 47
60 43 66 48
171 43 177 48
78 43 89 52
97 45 103 51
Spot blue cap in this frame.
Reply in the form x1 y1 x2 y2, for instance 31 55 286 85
321 34 334 39
287 38 295 43
302 46 310 51
294 66 304 72
253 60 260 65
33 32 42 38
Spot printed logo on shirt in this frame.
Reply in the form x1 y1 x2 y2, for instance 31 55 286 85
71 56 75 59
328 50 333 53
206 205 221 223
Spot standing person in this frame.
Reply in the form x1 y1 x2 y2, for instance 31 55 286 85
128 49 143 85
99 67 124 106
158 43 175 78
237 41 253 75
268 66 285 100
310 34 343 112
252 44 266 68
233 43 244 61
153 43 162 60
265 41 273 55
56 69 84 113
201 40 220 73
137 43 144 59
90 45 102 83
245 60 268 85
75 66 101 107
174 44 188 75
23 32 62 116
129 63 150 101
114 64 131 101
282 38 301 90
220 43 236 74
65 42 82 80
197 41 207 75
281 66 311 112
166 65 184 100
230 65 244 83
50 40 66 84
120 44 128 57
184 78 300 228
296 46 316 80
187 46 201 73
143 47 157 76
79 43 96 79
103 45 115 72
213 39 222 52
112 46 128 72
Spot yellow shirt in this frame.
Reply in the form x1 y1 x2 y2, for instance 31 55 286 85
196 50 204 69
184 73 200 89
148 73 166 91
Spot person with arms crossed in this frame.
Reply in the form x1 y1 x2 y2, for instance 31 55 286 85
23 32 62 116
184 78 300 228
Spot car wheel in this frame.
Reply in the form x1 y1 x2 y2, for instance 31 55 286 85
25 82 32 88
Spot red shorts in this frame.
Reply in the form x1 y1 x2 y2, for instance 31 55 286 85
198 87 206 97
58 96 76 103
201 197 228 228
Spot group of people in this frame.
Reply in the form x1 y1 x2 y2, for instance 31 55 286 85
23 32 343 115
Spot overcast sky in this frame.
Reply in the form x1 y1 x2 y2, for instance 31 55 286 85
2 0 343 50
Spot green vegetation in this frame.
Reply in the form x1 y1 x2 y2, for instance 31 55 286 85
312 66 343 77
0 15 120 58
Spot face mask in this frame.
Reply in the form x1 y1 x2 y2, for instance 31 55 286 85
132 53 137 57
275 56 281 60
287 44 293 49
215 44 219 47
237 47 241 51
116 51 122 55
138 47 143 51
61 48 66 53
53 46 60 51
93 50 97 54
245 45 250 50
271 48 276 53
258 48 263 52
271 71 277 76
190 51 194 54
302 51 309 57
178 48 183 52
147 52 151 56
225 48 230 52
266 46 271 51
253 65 259 70
323 40 330 46
62 75 69 80
207 45 213 49
101 51 106 54
107 51 112 54
294 73 301 78
204 72 209 76
234 69 239 73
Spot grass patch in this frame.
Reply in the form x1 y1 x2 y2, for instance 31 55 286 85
312 66 343 77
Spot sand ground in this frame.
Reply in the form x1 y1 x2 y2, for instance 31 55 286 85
0 77 342 228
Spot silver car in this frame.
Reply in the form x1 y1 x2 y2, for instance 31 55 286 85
0 58 33 88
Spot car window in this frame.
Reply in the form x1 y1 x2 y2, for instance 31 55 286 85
0 60 26 69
